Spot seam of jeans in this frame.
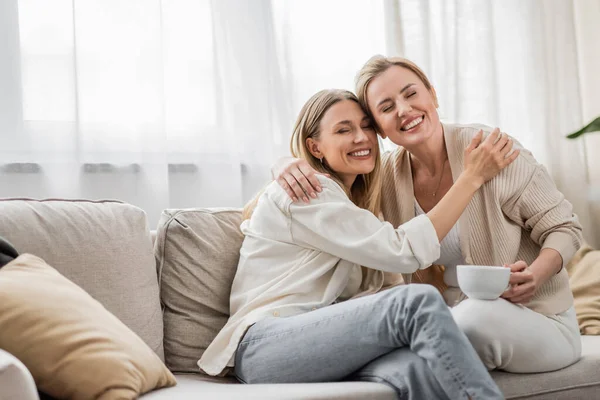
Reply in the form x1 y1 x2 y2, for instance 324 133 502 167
414 317 470 398
424 331 468 396
411 306 471 397
440 351 469 395
426 309 471 392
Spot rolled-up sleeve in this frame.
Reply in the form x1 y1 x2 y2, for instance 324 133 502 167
504 165 583 268
288 181 440 273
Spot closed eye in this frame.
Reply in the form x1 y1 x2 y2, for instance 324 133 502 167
407 91 416 98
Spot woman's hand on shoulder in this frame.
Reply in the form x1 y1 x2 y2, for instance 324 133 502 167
463 128 520 187
272 157 330 203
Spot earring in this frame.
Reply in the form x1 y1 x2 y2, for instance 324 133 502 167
319 157 324 165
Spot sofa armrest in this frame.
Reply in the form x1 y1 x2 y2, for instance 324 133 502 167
0 349 39 400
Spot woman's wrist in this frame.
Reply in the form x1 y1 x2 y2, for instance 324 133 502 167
529 248 563 285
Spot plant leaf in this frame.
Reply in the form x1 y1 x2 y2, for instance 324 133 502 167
567 116 600 139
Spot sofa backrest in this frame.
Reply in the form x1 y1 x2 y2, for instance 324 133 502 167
0 198 165 360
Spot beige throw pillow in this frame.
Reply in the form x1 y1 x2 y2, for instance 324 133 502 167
0 254 176 400
567 245 600 335
155 208 244 373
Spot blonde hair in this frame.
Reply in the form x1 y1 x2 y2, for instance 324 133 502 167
355 55 437 122
243 89 382 220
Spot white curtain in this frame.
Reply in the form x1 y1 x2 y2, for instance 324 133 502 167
387 0 600 247
2 0 599 246
0 0 386 226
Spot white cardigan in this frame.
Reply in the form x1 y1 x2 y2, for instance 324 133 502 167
198 175 441 376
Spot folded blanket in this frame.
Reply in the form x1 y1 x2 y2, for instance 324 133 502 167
567 244 600 335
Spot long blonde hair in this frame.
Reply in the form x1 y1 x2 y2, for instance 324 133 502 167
243 89 383 220
355 55 437 124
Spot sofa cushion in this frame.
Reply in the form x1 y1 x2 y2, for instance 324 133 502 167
143 337 600 400
142 374 396 400
0 254 176 399
0 198 164 359
567 245 600 335
155 208 244 372
492 335 600 399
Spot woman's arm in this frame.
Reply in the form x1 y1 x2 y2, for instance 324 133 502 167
499 159 583 303
427 129 519 241
502 249 563 304
288 130 517 274
426 176 482 242
271 157 327 203
503 163 583 264
287 179 441 274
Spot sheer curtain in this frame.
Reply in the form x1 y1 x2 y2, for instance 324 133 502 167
2 0 598 244
387 0 600 247
0 0 386 226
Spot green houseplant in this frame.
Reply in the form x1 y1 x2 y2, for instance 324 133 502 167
567 116 600 139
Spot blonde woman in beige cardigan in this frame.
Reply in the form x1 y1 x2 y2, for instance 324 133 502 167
273 56 583 374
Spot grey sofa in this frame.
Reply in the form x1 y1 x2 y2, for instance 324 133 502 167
0 198 599 400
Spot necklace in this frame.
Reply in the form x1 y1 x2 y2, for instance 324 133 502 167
411 154 448 197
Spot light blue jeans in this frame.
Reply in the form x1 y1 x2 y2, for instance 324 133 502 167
234 284 504 400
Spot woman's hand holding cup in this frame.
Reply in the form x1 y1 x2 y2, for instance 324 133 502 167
501 261 539 304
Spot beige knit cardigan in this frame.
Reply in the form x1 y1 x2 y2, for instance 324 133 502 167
378 122 583 316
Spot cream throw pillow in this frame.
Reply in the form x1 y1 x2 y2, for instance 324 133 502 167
567 245 600 335
0 254 176 400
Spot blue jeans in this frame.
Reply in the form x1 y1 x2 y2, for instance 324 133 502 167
234 284 503 400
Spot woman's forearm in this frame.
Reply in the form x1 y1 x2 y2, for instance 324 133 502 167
529 248 563 285
427 174 483 242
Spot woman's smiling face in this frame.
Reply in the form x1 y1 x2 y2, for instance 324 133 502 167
366 65 440 148
306 99 378 188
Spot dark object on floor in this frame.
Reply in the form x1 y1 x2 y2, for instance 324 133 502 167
0 236 19 268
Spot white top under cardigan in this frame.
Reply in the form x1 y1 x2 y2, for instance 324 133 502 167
414 200 465 288
198 175 441 376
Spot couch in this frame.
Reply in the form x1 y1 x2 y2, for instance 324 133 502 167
0 198 599 400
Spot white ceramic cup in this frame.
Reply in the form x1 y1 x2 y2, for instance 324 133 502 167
456 265 511 300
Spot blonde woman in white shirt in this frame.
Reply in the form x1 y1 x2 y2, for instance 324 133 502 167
199 89 517 400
